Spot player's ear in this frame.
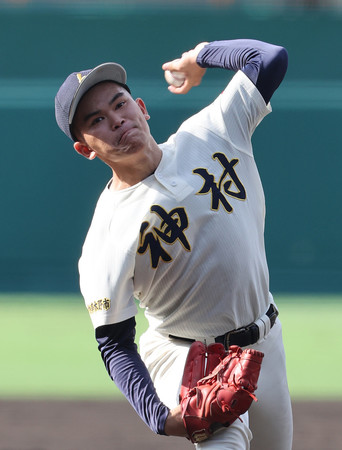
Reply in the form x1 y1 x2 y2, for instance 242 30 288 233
73 142 96 160
136 98 150 120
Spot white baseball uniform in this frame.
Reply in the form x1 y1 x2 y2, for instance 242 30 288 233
77 40 293 449
80 71 271 333
79 70 292 448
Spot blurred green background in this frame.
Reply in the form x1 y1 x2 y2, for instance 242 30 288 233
0 1 341 401
2 293 342 400
0 0 341 293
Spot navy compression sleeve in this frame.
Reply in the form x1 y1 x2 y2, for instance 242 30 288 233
197 39 288 104
96 317 169 435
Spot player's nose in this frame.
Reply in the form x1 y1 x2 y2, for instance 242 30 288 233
109 112 124 130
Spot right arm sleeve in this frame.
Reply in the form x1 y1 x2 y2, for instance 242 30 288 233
197 39 288 104
95 317 170 435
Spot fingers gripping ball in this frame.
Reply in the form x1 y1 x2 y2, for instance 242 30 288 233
180 344 264 443
164 70 186 88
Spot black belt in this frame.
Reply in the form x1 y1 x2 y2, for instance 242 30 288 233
169 304 278 350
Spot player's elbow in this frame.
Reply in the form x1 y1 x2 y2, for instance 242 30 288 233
272 46 289 81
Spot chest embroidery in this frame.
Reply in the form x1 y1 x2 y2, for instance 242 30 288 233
138 205 191 269
193 152 246 213
137 153 246 268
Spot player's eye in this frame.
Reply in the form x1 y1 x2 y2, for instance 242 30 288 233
115 101 125 110
91 116 104 126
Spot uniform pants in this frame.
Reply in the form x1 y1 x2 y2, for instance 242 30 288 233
139 318 293 450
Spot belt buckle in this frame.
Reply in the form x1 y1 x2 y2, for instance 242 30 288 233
223 327 244 350
223 330 232 349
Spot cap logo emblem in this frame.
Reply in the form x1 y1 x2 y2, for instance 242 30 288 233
77 73 86 84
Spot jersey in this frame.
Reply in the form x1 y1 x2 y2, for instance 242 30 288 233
78 70 272 338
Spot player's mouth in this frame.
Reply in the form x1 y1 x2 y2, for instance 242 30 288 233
118 126 136 146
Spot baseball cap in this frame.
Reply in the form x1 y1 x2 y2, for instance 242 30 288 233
55 62 130 141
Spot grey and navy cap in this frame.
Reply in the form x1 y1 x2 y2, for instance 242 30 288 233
55 62 130 141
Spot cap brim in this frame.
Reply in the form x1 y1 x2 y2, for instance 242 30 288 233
69 62 127 125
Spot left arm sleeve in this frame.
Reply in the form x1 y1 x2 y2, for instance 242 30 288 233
95 317 170 435
197 39 288 104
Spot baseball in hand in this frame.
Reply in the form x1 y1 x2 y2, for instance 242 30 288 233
164 70 186 88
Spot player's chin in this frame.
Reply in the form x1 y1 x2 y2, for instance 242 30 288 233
115 141 143 156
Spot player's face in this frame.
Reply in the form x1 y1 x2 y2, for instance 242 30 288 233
72 81 152 167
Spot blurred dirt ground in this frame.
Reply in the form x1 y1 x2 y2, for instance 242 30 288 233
0 400 341 450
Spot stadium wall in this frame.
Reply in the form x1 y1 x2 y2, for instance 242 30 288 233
0 4 341 292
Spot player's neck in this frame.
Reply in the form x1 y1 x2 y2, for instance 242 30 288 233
110 144 162 191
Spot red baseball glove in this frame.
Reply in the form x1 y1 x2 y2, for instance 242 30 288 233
179 342 264 443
